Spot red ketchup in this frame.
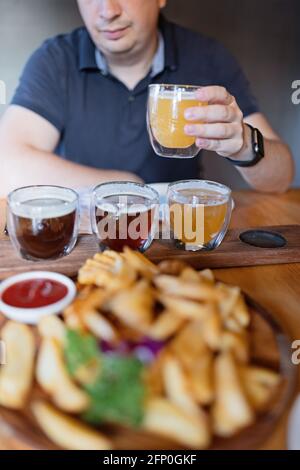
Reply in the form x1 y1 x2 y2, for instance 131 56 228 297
1 278 68 309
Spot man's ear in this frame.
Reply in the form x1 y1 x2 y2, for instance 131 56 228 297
159 0 167 9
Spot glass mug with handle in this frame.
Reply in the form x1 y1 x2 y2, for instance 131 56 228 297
147 84 207 158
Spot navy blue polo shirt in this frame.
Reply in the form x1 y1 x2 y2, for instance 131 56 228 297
11 17 259 183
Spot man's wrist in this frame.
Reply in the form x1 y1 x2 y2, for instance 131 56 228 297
229 123 254 162
226 124 266 168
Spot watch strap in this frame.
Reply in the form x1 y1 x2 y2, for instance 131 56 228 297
226 124 265 168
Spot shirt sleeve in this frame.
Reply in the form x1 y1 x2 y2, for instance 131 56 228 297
11 39 67 132
211 41 259 118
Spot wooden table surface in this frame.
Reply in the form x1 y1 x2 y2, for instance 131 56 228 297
0 190 300 450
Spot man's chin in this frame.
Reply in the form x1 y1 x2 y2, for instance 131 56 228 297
97 38 136 56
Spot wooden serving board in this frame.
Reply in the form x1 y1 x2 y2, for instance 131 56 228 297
0 296 297 450
0 225 300 280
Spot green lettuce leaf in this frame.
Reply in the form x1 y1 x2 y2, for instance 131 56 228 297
64 329 145 428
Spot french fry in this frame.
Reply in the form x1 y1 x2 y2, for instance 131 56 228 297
239 366 280 411
223 315 244 334
36 338 89 413
144 353 165 397
180 267 202 283
231 295 250 328
0 322 35 409
64 287 108 329
38 315 66 344
123 246 159 278
154 275 222 302
78 253 136 291
158 295 213 320
83 310 119 343
216 283 241 319
220 331 249 364
212 352 254 437
169 321 208 370
199 269 215 283
187 352 214 406
105 280 154 331
143 398 211 449
157 259 188 276
148 310 185 341
162 353 199 415
32 401 113 450
200 305 222 351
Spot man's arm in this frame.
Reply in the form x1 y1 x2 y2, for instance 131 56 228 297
0 105 142 198
237 113 294 193
184 86 294 194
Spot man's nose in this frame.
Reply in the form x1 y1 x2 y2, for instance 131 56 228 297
98 0 122 21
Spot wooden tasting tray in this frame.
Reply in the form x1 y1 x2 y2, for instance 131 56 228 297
0 225 300 280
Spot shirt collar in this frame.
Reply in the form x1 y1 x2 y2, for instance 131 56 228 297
78 15 178 73
95 32 165 78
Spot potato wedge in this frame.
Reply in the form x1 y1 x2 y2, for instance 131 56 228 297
220 331 249 364
36 338 89 413
148 310 185 341
158 295 213 320
38 315 66 344
199 269 215 283
216 284 241 319
154 275 222 302
143 398 211 449
170 321 208 370
83 310 118 343
223 315 244 333
232 295 250 327
239 366 280 411
32 401 113 450
212 352 254 437
200 305 222 351
187 352 214 406
0 322 35 409
180 267 202 283
157 259 188 276
162 353 199 415
105 280 154 331
64 287 108 329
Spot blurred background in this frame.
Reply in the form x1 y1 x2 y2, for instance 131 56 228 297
0 0 299 188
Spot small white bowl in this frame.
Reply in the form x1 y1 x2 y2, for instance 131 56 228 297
0 271 76 325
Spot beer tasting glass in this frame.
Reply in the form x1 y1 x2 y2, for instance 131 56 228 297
91 182 160 253
7 185 80 261
147 84 207 158
167 180 233 251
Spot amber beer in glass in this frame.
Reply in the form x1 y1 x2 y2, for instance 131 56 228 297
167 180 233 251
7 186 79 260
147 84 207 158
91 182 159 253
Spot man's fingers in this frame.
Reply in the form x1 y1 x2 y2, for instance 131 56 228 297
195 138 243 156
184 104 235 123
184 123 238 140
196 86 234 105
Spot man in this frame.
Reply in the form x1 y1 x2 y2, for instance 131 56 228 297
0 0 294 196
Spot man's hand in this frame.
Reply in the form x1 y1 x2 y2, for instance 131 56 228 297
184 86 245 158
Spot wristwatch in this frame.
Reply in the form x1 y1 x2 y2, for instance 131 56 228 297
226 124 265 167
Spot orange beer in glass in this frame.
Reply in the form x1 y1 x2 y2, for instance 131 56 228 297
147 84 207 158
167 180 233 251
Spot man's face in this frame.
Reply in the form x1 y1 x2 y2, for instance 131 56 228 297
77 0 166 57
